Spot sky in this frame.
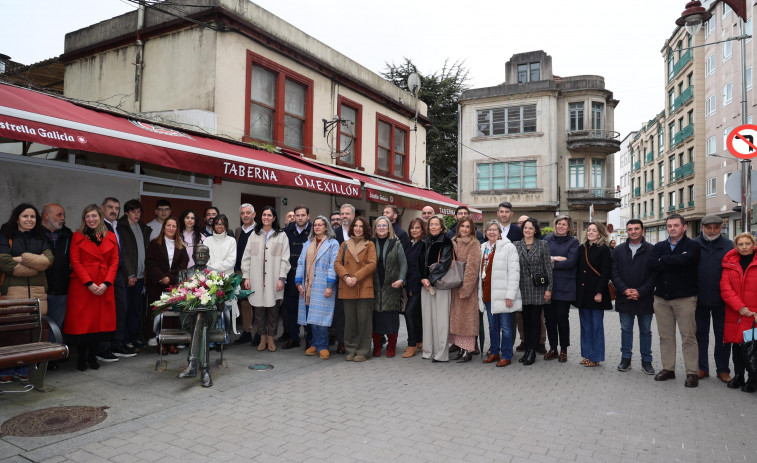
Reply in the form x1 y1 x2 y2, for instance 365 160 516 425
0 0 687 137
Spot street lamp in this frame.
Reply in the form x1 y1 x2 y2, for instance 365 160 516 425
676 0 752 233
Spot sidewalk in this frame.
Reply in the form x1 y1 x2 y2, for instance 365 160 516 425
1 311 755 463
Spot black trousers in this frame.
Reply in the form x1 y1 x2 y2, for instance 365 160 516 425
522 305 544 351
544 299 571 351
732 343 746 377
403 291 422 347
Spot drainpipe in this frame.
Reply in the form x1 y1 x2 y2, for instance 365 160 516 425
134 2 145 113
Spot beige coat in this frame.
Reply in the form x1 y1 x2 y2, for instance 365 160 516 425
242 230 291 307
449 235 482 337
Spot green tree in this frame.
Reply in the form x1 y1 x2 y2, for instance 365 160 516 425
382 59 469 197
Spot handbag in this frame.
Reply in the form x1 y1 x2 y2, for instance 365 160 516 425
430 249 465 290
584 246 615 301
521 245 548 287
742 320 757 375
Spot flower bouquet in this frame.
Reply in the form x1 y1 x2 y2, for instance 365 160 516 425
151 268 251 316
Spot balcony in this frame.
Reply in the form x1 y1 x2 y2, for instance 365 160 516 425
566 129 621 155
645 151 654 163
646 180 654 192
633 160 641 172
668 49 692 83
671 161 695 182
669 205 676 212
670 124 694 149
634 186 641 197
567 187 621 210
669 86 694 114
688 200 695 208
678 203 685 210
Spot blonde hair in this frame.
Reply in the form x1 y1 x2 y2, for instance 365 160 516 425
734 232 756 247
373 216 396 239
585 222 609 247
78 204 108 237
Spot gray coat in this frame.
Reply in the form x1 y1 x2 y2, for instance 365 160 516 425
514 239 553 305
373 238 407 312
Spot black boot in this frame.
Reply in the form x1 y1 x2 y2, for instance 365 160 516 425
522 349 536 366
178 359 198 378
200 369 212 387
741 375 757 393
77 344 88 371
87 343 100 370
455 347 464 360
728 374 745 389
233 331 252 345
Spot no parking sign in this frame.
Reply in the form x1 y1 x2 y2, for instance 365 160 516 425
727 124 757 159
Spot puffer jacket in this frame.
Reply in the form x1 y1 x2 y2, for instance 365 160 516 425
721 249 757 344
0 230 53 314
478 238 522 314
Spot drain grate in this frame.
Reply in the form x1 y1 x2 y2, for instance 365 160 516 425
1 406 109 437
248 363 274 371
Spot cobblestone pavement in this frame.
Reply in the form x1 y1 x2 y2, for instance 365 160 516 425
1 311 756 463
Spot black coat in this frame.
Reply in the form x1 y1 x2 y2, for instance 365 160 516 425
693 234 733 306
45 225 73 295
575 243 613 310
144 239 189 304
333 226 346 244
506 224 523 242
405 240 423 295
611 239 655 315
117 216 152 279
649 234 700 300
418 233 453 285
392 222 411 253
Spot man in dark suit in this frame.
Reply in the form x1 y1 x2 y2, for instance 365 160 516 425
383 205 410 252
98 197 126 363
497 201 523 242
329 203 355 353
281 204 312 349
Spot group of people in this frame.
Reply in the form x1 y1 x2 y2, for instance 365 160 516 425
1 196 755 391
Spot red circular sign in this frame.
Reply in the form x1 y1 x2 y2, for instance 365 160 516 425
726 124 757 160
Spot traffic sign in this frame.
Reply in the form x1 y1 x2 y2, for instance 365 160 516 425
725 169 757 202
727 124 757 159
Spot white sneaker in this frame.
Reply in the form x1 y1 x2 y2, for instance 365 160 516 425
147 337 158 347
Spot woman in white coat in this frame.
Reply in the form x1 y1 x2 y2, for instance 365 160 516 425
242 206 291 352
203 214 237 347
478 220 521 367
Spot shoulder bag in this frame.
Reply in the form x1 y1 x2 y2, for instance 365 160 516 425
430 248 464 290
521 243 548 287
584 246 615 301
743 320 757 375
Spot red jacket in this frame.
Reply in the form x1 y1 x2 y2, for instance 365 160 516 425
720 249 757 344
64 231 119 335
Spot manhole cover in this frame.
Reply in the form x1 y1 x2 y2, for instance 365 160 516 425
248 363 274 371
1 406 109 437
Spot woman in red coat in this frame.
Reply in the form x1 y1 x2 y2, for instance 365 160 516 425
720 232 757 392
64 204 119 372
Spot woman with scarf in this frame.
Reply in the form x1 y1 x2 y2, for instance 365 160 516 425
334 216 377 362
371 216 407 358
418 216 453 362
296 216 339 359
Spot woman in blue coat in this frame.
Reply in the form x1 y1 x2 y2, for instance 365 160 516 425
296 216 339 360
543 215 579 363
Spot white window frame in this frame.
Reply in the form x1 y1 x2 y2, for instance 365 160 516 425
748 67 753 91
723 82 733 106
706 53 716 76
723 41 733 62
723 3 732 18
747 18 753 43
705 94 717 117
706 177 717 198
706 136 716 157
724 126 733 150
706 18 715 37
476 161 537 191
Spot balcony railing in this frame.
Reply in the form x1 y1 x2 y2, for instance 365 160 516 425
670 86 694 113
681 161 694 178
669 49 693 82
669 205 676 211
645 151 654 163
688 200 695 208
671 124 694 148
566 129 621 141
646 180 654 192
633 160 641 171
634 187 641 197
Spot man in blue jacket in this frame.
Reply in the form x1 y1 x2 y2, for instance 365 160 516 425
649 214 701 387
612 219 656 375
693 214 733 383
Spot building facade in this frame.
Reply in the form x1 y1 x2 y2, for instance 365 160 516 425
458 51 620 231
608 131 636 244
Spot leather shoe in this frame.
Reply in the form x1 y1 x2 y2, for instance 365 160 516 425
522 349 536 366
684 374 699 388
543 349 558 361
727 374 745 389
742 376 757 393
449 344 460 353
178 360 198 378
717 372 732 383
515 343 526 352
483 354 500 364
654 369 676 381
697 369 709 380
282 340 301 350
335 344 345 354
456 349 472 363
455 348 464 360
496 358 511 367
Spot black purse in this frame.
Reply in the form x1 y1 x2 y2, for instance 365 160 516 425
742 320 757 375
521 245 548 287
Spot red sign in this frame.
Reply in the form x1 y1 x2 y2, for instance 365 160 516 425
726 124 757 160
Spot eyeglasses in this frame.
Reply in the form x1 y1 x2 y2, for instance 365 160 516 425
375 224 389 229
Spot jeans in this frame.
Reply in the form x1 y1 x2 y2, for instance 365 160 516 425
46 294 67 342
125 278 144 344
619 312 653 363
305 305 329 351
695 303 731 374
579 309 605 362
544 299 571 351
485 302 513 359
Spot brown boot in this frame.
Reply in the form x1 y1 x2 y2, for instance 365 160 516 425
402 346 418 358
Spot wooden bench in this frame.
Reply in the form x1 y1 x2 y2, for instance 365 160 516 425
155 310 227 371
0 298 69 393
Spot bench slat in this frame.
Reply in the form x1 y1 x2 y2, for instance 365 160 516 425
0 342 69 369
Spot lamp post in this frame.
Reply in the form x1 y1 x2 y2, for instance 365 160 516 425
676 0 751 233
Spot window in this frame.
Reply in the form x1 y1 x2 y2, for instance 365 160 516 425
568 102 584 131
659 125 665 153
747 18 753 43
667 52 674 78
336 96 361 167
517 64 528 83
669 155 677 180
706 54 716 76
659 161 665 186
688 185 694 204
669 191 676 209
723 82 733 105
476 104 537 136
668 89 675 110
569 159 585 188
723 3 732 18
668 122 676 144
706 177 716 197
687 147 694 164
650 199 654 215
723 41 732 62
659 193 665 214
245 52 313 154
530 62 541 82
476 161 536 190
679 188 685 207
591 102 604 130
706 18 715 37
748 67 753 91
724 126 733 150
376 115 409 179
706 136 716 156
705 94 716 117
687 109 694 126
591 159 604 188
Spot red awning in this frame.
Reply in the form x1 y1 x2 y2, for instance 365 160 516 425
288 156 482 220
0 84 361 198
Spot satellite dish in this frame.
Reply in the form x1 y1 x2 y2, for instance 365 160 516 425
407 72 421 96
